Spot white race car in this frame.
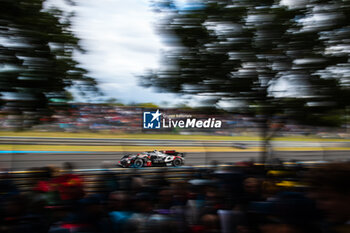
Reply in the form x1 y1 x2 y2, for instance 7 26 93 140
117 150 185 168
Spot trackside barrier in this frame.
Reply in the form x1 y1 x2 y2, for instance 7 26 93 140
3 166 202 194
2 161 325 194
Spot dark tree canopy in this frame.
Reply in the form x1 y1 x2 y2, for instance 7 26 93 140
141 0 350 127
0 0 98 127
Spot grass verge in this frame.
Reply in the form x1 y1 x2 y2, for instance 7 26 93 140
0 144 350 152
0 131 349 142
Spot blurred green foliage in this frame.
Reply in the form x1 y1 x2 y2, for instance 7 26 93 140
142 0 350 127
0 0 98 128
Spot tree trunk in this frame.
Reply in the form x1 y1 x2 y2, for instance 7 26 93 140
260 117 270 163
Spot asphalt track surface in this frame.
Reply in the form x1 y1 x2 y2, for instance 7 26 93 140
0 137 349 170
1 151 349 170
1 136 350 148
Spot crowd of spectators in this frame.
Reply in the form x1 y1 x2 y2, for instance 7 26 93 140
49 104 252 134
50 105 143 133
0 161 349 233
1 103 347 137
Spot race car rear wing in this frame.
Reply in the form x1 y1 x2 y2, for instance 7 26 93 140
162 150 185 157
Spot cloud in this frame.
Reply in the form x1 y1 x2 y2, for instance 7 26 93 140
99 82 180 105
47 0 183 105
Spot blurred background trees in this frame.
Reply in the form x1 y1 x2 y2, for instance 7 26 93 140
1 0 349 141
141 0 350 160
0 0 98 128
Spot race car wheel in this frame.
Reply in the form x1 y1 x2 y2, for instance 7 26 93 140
172 158 182 167
133 158 144 168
